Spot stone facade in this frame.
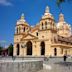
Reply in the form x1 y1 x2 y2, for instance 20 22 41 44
13 6 72 57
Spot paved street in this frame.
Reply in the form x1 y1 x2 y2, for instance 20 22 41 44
38 57 72 72
0 57 72 72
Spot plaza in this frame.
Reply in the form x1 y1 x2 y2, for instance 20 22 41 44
0 57 72 72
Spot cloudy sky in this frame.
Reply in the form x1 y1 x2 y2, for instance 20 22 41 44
0 0 72 46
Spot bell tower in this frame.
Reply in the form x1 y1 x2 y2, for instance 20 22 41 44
39 6 57 40
15 13 30 35
14 13 30 56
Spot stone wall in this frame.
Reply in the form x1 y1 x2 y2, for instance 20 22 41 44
0 60 43 72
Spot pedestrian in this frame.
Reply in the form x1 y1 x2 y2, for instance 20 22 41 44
63 54 67 62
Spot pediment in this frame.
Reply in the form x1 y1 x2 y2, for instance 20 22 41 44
21 33 38 41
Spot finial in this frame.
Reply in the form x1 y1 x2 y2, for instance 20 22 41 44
59 13 64 22
21 13 24 20
45 6 49 13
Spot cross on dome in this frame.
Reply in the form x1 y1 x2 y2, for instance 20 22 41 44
45 6 50 13
21 13 24 20
59 13 64 22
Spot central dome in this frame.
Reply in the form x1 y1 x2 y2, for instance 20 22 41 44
57 13 71 31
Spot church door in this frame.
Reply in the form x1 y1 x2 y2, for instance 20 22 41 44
26 41 32 55
40 41 45 55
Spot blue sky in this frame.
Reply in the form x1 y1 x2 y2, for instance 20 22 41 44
0 0 72 47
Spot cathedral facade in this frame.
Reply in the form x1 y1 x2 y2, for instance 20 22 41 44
13 6 72 57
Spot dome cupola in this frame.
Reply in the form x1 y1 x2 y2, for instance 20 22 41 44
57 13 71 37
16 13 29 26
15 13 30 34
42 6 54 20
39 6 57 32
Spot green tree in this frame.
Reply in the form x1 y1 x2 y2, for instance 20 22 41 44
8 43 13 56
57 0 65 7
0 46 2 55
56 0 72 6
56 0 71 12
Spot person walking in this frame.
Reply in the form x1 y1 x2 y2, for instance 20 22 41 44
63 54 67 62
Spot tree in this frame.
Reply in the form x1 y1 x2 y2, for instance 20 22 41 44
57 0 65 6
56 0 72 6
0 46 2 55
8 43 13 56
56 0 72 12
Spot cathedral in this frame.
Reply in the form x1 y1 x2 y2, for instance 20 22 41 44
13 6 72 57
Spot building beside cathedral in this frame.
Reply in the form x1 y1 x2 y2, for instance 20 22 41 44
13 6 72 57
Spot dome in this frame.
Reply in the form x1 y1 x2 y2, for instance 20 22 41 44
57 22 64 29
57 21 71 31
17 13 29 26
57 13 71 31
63 23 71 30
41 6 54 20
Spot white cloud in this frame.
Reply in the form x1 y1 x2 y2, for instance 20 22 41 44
0 0 12 6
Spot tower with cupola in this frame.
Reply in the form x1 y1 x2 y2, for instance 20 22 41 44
38 6 57 56
39 6 57 42
14 13 30 56
57 13 71 37
15 13 30 34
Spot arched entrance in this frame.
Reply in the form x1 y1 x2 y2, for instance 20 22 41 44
26 41 32 55
40 41 45 55
17 44 20 55
54 48 57 56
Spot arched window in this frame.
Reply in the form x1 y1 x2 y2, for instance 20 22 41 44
26 41 32 55
54 48 57 56
40 41 45 55
36 32 38 36
24 27 25 32
17 44 20 55
17 28 18 34
45 21 47 29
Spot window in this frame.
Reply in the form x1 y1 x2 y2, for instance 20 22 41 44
24 27 25 32
45 21 47 29
36 32 38 36
54 48 57 56
17 28 18 34
42 22 43 26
